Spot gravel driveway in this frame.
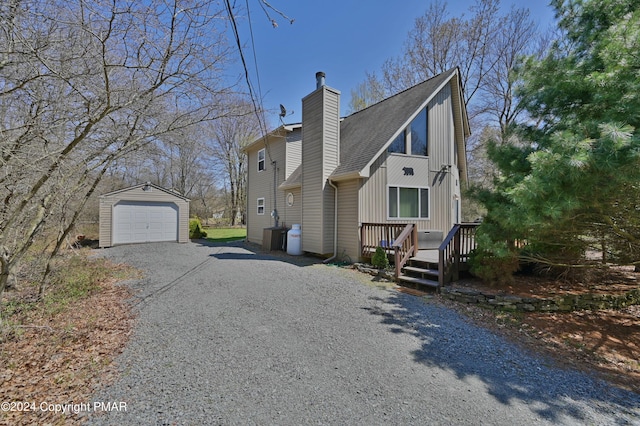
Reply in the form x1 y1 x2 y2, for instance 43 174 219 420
87 241 639 425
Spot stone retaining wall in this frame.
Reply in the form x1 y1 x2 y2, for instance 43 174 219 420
440 287 640 312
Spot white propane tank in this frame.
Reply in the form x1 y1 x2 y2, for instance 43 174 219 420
287 224 302 255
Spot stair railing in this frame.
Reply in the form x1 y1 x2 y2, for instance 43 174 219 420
438 223 479 287
391 224 417 279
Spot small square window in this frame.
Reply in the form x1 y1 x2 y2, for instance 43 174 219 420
258 149 265 172
257 197 265 215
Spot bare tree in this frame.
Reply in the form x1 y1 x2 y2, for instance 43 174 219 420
347 72 386 114
152 127 212 197
371 0 502 121
349 0 541 130
0 0 236 301
205 98 261 226
476 6 540 138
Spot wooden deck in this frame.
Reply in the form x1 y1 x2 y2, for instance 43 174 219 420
411 249 439 263
360 223 480 291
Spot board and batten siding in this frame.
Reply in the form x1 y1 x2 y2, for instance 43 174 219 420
359 81 458 234
336 178 361 262
450 75 468 184
99 185 189 248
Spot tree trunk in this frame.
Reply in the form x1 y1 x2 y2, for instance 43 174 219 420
229 180 237 226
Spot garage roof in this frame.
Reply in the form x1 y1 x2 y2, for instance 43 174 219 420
100 182 190 201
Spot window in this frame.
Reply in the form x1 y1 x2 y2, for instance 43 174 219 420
410 108 428 156
387 107 428 156
257 198 265 215
388 186 429 219
388 131 406 154
258 148 265 172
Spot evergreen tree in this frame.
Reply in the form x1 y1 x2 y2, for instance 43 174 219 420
473 0 640 281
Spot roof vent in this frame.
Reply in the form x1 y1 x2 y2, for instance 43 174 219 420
315 71 325 89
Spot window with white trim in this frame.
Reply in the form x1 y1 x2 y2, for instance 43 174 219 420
388 186 429 219
258 148 265 172
257 197 265 215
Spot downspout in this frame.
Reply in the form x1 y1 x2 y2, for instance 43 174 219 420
272 160 279 227
323 178 339 264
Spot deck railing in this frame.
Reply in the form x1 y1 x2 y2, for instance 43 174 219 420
360 222 417 279
438 223 479 287
360 223 408 257
361 222 479 286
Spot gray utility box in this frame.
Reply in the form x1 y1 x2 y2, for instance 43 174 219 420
262 227 288 251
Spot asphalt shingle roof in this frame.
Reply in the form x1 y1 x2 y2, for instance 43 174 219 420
279 163 302 189
333 68 457 177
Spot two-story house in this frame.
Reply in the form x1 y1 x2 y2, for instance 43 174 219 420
244 68 470 287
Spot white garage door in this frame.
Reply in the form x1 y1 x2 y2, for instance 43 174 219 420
113 201 178 245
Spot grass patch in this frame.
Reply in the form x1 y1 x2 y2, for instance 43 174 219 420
1 252 138 329
43 256 115 315
202 227 246 243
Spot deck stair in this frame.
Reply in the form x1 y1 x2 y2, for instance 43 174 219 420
397 258 440 291
361 223 480 292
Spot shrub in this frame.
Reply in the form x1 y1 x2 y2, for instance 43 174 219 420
469 247 519 286
189 218 207 239
371 246 390 270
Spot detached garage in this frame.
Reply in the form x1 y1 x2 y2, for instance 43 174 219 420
99 183 190 248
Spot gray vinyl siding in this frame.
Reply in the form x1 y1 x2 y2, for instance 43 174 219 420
301 90 324 253
99 185 189 248
301 86 340 255
99 202 112 247
285 128 302 178
359 81 457 234
322 92 340 252
246 128 303 245
336 179 361 262
246 136 286 245
282 187 301 228
322 93 340 175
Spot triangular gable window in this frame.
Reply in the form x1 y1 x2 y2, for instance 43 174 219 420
388 107 428 156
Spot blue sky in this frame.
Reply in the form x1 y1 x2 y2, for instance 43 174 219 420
230 1 557 128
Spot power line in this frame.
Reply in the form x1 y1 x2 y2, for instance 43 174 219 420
245 0 264 113
223 0 272 162
225 0 282 225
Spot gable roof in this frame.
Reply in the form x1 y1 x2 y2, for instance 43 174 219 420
248 68 470 186
332 67 468 179
242 123 302 153
100 182 190 201
279 163 302 189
